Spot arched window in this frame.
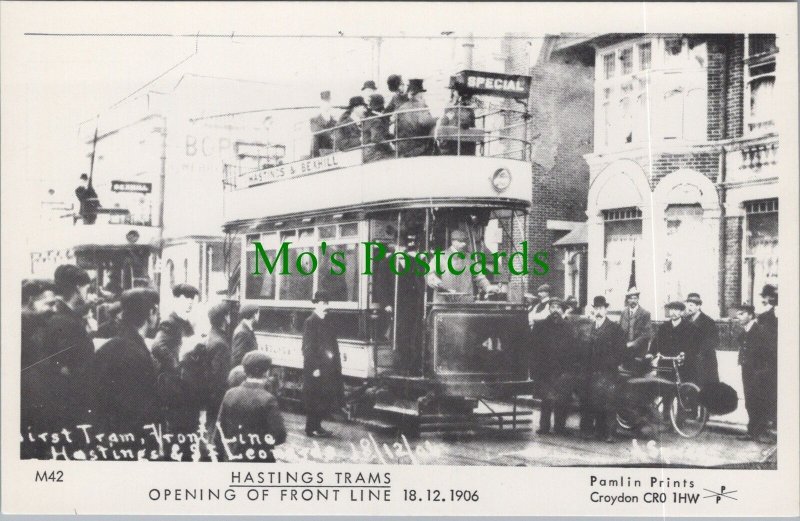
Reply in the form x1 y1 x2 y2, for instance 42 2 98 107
166 259 175 289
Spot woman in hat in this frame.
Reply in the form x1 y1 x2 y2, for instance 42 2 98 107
395 79 436 157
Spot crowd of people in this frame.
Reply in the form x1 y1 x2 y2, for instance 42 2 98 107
20 264 344 461
309 75 480 161
527 284 779 443
20 262 778 461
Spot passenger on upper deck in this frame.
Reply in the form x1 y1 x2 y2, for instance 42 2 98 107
360 80 378 98
363 94 393 163
395 79 437 158
437 91 478 156
335 96 368 152
426 229 498 302
309 90 337 158
384 74 408 114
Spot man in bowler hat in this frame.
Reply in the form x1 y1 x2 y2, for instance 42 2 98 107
302 291 343 437
363 94 393 162
396 79 436 157
579 296 625 442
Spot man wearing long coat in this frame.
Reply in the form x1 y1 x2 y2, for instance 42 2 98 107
579 296 625 442
90 289 161 448
735 303 776 441
395 79 436 158
684 293 720 386
532 298 578 434
618 288 652 370
302 291 343 437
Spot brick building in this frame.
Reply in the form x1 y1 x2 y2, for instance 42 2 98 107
546 34 780 319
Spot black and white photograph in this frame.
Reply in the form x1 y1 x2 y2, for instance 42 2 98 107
2 2 798 517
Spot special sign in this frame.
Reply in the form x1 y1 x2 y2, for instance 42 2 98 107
450 70 532 99
241 150 363 188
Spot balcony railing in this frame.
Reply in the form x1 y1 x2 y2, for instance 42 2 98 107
223 106 533 191
726 135 779 176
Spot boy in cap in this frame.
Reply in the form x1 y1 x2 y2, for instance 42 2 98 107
214 350 286 462
734 303 775 442
302 291 343 437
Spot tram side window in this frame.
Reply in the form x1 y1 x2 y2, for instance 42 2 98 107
246 235 276 299
278 229 315 301
318 243 359 302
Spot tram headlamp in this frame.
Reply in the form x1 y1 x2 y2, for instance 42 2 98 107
491 168 512 192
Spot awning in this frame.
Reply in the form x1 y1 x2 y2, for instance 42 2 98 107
553 222 587 247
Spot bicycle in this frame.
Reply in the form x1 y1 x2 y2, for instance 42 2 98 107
616 353 709 439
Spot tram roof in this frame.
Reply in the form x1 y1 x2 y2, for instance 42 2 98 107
222 154 532 231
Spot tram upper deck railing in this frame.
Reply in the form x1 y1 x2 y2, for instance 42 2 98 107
222 106 532 192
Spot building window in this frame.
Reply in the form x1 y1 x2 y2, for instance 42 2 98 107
603 53 615 79
745 34 777 135
663 89 684 139
743 199 778 303
619 47 633 75
662 204 705 304
664 37 684 61
603 207 642 308
748 34 777 57
166 259 175 289
245 223 361 303
639 42 652 70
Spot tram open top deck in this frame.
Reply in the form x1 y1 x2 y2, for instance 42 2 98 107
222 106 533 229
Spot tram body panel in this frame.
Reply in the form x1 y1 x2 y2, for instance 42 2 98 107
255 332 391 380
223 155 532 224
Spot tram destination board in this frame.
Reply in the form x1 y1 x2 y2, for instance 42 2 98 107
1 1 798 519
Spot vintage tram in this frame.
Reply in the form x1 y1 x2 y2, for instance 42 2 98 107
222 94 536 434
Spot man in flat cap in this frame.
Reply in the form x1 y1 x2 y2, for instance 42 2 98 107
426 229 496 302
532 297 579 435
528 284 553 327
734 303 775 442
214 351 286 462
579 296 625 442
361 80 378 97
302 291 343 437
90 289 161 439
396 79 436 157
310 90 337 157
42 264 97 426
205 302 232 435
335 96 368 152
684 292 720 387
618 287 652 372
757 285 778 430
231 303 260 367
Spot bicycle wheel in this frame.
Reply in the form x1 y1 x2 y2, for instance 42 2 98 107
669 382 708 438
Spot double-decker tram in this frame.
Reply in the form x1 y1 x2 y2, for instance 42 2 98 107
223 74 536 434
